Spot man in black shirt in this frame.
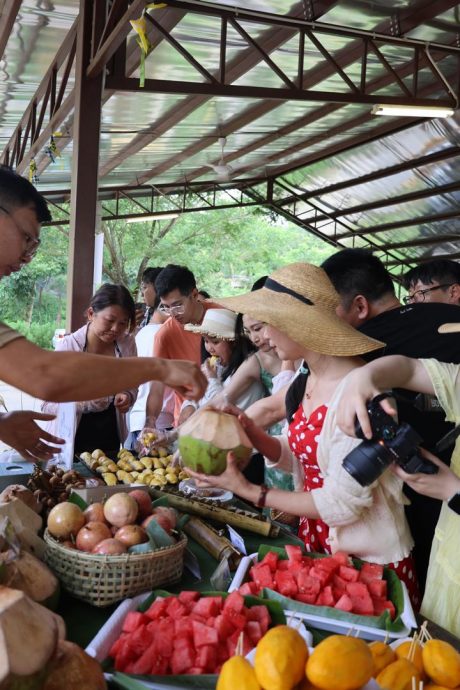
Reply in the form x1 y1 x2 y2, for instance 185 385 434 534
322 249 460 592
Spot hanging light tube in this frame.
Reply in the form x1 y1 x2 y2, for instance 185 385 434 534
371 104 455 118
125 212 180 223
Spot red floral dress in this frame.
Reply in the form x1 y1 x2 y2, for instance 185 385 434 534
288 403 421 609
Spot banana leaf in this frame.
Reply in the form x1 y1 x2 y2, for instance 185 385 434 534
112 671 217 689
257 544 406 632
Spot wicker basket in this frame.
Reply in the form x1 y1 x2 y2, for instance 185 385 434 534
43 529 187 607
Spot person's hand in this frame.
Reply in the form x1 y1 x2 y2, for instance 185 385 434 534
135 305 146 328
0 411 65 462
158 359 207 400
336 368 395 439
114 392 132 414
177 404 196 426
185 451 250 495
392 448 460 502
202 359 217 380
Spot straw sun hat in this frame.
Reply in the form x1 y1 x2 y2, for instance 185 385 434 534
217 263 384 356
184 308 237 340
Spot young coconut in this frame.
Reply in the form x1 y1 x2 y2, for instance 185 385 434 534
0 586 65 690
43 640 106 690
178 409 252 475
0 549 60 610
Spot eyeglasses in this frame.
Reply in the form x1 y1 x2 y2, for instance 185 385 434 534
158 303 186 316
403 283 455 304
0 204 41 259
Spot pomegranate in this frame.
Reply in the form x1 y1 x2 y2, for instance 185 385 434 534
76 521 112 552
103 493 138 528
92 538 127 555
128 489 152 519
83 502 107 525
152 506 177 529
142 513 173 534
47 502 85 540
115 524 148 547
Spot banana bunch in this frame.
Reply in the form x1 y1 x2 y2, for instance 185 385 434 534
79 447 188 488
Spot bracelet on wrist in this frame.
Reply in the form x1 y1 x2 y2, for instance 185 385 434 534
256 483 269 509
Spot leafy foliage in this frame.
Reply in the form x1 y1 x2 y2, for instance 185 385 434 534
0 201 335 344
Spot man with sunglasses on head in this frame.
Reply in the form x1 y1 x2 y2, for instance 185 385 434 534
145 265 220 427
403 259 460 307
0 166 206 462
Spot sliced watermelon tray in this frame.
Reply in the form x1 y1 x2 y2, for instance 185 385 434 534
228 545 417 640
96 589 286 684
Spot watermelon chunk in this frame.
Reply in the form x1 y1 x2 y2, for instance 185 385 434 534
315 557 340 575
310 566 333 587
315 585 335 607
350 591 374 616
339 565 360 582
332 551 351 566
373 598 396 619
114 637 137 672
246 620 263 645
250 563 274 590
178 590 200 605
214 613 235 640
131 641 156 675
346 582 370 598
193 595 223 618
150 655 169 675
195 644 217 673
275 570 298 598
129 624 154 656
359 562 384 584
145 598 168 620
285 544 303 562
335 593 353 612
122 611 149 633
332 574 348 593
171 640 196 675
260 551 279 572
223 591 245 615
192 620 219 648
246 605 271 634
239 582 259 596
297 571 321 600
166 597 187 620
368 579 387 599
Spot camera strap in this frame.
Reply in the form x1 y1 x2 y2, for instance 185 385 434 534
436 425 460 453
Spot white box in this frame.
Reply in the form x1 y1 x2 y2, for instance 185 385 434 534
71 484 150 504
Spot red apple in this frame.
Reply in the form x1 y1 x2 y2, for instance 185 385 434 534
142 513 173 534
83 502 108 525
128 489 152 519
76 521 112 552
115 524 148 547
92 538 127 555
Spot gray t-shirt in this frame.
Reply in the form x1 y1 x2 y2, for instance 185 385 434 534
0 321 23 348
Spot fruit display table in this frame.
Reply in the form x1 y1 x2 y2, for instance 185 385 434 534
58 519 303 649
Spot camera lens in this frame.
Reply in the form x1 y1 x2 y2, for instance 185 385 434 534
342 442 393 487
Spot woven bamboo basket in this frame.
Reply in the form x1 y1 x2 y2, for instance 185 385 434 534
43 529 187 607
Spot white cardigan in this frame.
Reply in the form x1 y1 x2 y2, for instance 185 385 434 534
266 374 414 564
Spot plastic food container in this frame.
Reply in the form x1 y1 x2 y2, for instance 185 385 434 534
229 553 417 642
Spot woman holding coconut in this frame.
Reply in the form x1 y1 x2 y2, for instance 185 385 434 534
185 262 420 606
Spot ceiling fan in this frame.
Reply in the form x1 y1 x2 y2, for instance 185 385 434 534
205 136 234 181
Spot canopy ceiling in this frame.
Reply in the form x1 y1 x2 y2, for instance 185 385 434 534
1 0 459 274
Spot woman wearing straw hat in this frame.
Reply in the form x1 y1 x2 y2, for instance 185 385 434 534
185 263 420 606
181 308 265 415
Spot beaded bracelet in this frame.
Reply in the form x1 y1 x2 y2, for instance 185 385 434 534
256 483 269 508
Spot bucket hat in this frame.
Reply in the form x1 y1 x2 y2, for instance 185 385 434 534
184 308 237 340
217 263 384 356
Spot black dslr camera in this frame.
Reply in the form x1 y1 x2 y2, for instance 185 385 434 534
342 393 438 487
